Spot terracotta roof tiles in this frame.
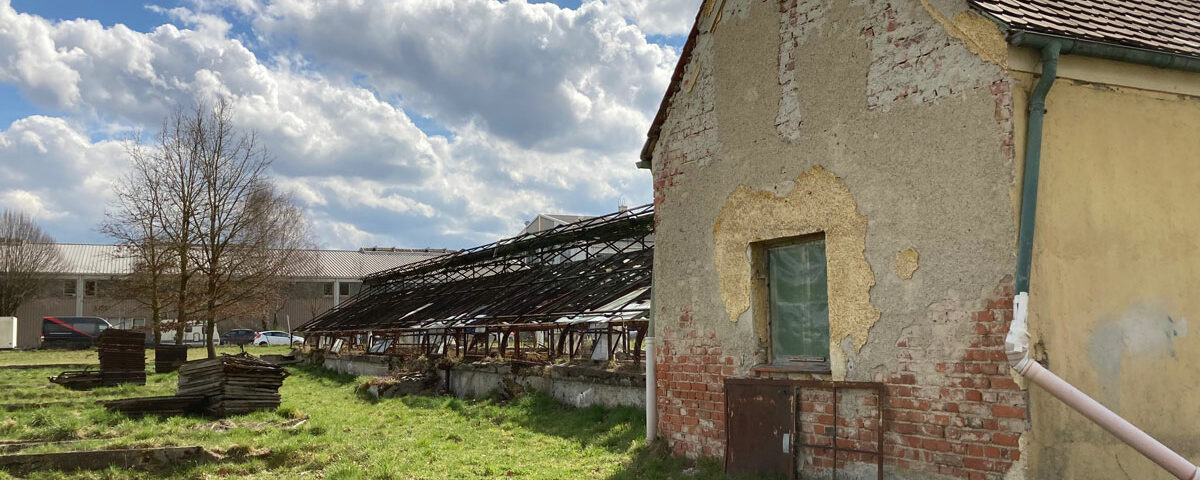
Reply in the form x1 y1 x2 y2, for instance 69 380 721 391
970 0 1200 57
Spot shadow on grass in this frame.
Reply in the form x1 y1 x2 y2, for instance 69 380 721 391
391 390 790 480
605 439 727 480
396 391 645 454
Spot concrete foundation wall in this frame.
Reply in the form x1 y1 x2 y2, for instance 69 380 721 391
447 364 646 409
317 354 646 409
322 354 392 377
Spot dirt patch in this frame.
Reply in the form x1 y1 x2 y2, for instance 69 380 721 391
193 418 308 431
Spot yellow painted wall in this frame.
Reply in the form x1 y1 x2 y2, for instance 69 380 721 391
1026 67 1200 478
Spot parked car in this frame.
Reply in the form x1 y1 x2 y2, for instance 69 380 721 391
41 316 112 349
220 329 257 346
159 323 221 347
254 331 302 346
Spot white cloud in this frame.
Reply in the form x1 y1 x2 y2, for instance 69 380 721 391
251 0 677 152
0 116 127 236
606 0 702 36
0 0 675 249
0 190 67 221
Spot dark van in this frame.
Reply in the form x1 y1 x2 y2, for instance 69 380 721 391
41 316 112 349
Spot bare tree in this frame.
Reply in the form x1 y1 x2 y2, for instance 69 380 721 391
106 100 315 357
0 210 63 316
195 151 316 357
102 141 177 346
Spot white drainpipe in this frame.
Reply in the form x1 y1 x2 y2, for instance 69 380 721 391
1006 293 1198 480
645 338 657 442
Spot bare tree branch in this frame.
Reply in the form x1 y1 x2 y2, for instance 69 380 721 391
104 100 317 357
0 210 64 316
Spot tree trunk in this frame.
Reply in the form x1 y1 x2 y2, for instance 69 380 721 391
205 288 217 358
205 312 216 358
152 308 162 347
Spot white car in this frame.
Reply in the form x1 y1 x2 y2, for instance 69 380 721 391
254 330 303 346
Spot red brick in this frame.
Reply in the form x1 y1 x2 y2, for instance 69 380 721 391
993 433 1019 447
991 405 1025 419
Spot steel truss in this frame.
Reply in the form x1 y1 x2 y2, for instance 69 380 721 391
298 205 654 364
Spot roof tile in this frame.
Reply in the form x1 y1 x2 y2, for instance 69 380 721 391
970 0 1200 57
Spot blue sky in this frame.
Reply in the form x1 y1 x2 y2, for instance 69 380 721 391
0 0 697 249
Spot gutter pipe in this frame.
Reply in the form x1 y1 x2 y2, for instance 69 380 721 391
645 279 657 443
1013 40 1059 294
1006 33 1200 480
1010 30 1200 74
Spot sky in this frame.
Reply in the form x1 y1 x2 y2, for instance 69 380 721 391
0 0 699 250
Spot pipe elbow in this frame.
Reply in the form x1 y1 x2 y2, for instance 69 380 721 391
1005 292 1033 373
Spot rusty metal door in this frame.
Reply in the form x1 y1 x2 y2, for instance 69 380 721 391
725 378 795 477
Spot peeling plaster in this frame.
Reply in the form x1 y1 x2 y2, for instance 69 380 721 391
917 0 1008 67
712 166 879 359
1003 432 1030 480
895 247 919 279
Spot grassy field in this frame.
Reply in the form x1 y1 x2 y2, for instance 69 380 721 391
0 344 293 366
0 348 728 479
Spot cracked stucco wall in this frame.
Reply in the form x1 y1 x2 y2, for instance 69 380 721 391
651 0 1025 476
713 166 877 380
653 0 1017 387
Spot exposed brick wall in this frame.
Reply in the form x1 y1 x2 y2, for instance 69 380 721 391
655 307 735 458
656 279 1027 479
874 279 1025 479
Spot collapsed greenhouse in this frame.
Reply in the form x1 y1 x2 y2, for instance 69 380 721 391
296 205 653 365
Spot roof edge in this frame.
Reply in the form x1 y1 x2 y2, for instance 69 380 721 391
1007 29 1200 74
638 2 707 170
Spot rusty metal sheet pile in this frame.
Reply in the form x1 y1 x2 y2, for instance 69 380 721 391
154 345 189 373
178 355 289 416
97 329 147 386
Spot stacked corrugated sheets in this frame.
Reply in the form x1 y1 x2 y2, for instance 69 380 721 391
178 356 289 416
97 329 146 386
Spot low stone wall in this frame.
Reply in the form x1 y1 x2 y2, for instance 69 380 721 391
445 363 645 409
321 353 392 377
310 352 645 409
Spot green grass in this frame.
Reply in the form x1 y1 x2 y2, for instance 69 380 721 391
0 352 729 479
0 345 294 366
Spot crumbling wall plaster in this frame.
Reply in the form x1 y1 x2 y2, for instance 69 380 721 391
651 0 1023 474
777 0 1009 143
713 166 879 366
896 247 920 279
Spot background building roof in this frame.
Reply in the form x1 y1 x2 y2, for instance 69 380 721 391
48 244 452 279
520 213 596 235
970 0 1200 57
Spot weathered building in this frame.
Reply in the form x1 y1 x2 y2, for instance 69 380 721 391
12 244 449 348
641 0 1200 478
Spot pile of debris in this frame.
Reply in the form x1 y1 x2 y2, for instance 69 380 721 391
179 356 289 416
97 329 147 386
100 354 289 417
362 371 436 399
49 330 146 389
154 345 189 373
